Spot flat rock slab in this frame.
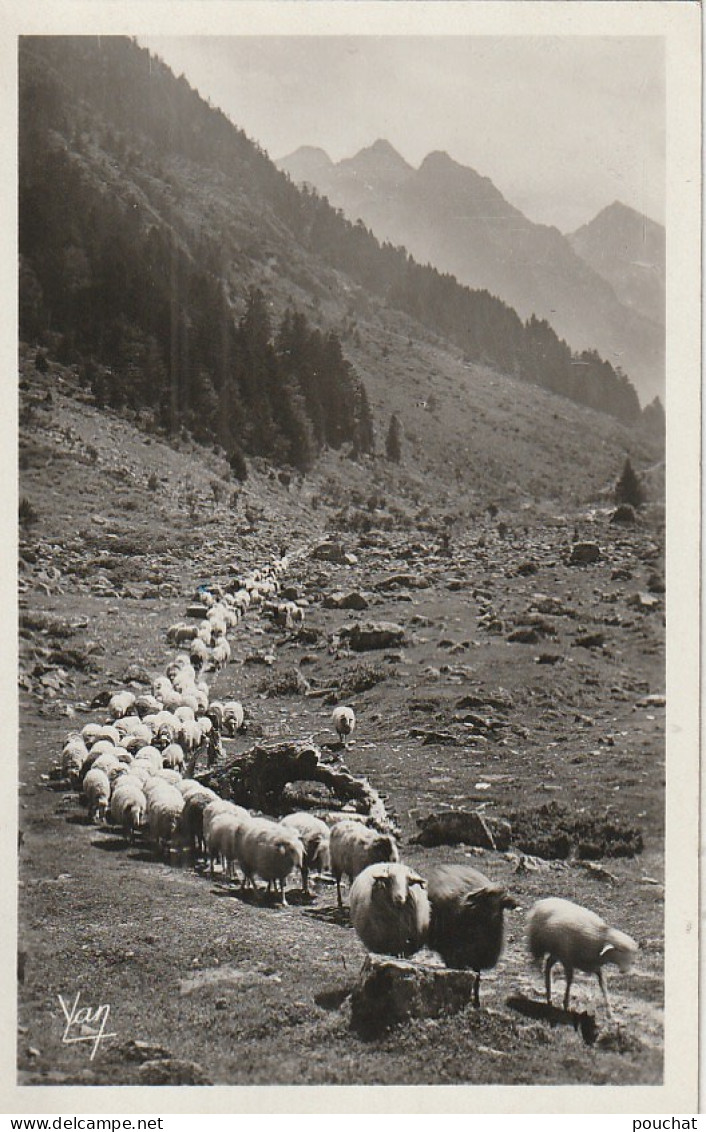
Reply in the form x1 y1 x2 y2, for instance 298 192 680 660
350 955 475 1033
348 621 406 651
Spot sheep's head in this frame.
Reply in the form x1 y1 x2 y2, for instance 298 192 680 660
370 834 399 865
372 864 427 907
600 928 638 972
460 885 517 926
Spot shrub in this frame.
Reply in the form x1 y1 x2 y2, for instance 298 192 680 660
615 457 644 508
19 497 38 525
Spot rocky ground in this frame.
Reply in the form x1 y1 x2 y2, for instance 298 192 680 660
17 355 664 1087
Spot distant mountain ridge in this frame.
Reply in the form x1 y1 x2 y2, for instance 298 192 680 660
278 142 665 405
568 201 665 331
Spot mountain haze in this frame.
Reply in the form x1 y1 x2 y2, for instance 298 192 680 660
19 36 655 497
279 142 664 405
568 202 665 331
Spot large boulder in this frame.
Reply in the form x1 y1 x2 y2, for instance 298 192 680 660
322 591 370 611
350 956 476 1035
347 621 406 651
569 542 601 566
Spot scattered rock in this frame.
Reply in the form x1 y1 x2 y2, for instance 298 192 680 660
322 591 370 611
610 505 637 525
573 632 605 650
119 1039 173 1063
569 542 601 566
137 1058 212 1085
311 541 348 564
627 592 660 612
122 663 153 685
347 622 405 652
350 955 476 1035
376 572 431 591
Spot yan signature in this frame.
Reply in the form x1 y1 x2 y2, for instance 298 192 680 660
58 992 117 1060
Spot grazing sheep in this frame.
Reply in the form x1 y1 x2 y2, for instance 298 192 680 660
205 807 252 879
221 701 245 736
167 623 199 646
332 705 356 746
108 690 136 719
210 639 231 670
110 780 147 841
527 897 638 1017
83 767 111 823
190 638 210 671
329 820 399 908
161 742 185 773
280 812 331 893
135 694 162 718
90 752 122 777
134 745 164 775
238 817 304 905
426 864 517 1008
202 799 245 847
146 786 185 859
61 735 90 787
349 862 430 958
180 788 219 855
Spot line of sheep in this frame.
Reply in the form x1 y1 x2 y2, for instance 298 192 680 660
57 551 638 1022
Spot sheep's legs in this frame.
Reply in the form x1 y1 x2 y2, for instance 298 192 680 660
562 965 574 1013
472 972 481 1009
544 956 555 1004
301 865 309 895
596 969 613 1020
335 875 343 908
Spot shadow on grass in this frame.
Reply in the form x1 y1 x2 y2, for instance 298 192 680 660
506 994 598 1046
314 983 355 1011
301 904 351 929
91 835 130 852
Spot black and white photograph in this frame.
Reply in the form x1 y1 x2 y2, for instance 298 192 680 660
8 0 700 1112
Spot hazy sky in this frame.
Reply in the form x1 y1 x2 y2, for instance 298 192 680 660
138 35 664 232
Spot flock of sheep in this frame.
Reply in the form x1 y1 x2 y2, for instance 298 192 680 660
57 550 639 1022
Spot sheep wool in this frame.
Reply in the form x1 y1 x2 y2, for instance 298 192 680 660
349 862 430 958
427 864 517 1007
280 812 331 893
238 817 304 905
329 820 399 907
527 896 638 1016
332 706 356 744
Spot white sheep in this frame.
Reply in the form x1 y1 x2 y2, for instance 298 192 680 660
329 820 399 907
61 735 90 787
190 638 210 670
108 690 136 719
210 639 231 670
280 812 331 893
205 807 252 879
161 742 185 773
349 862 430 958
221 701 245 736
146 785 185 859
332 706 356 746
202 798 243 846
237 817 304 905
527 896 638 1017
83 767 111 823
110 779 147 840
134 745 164 775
